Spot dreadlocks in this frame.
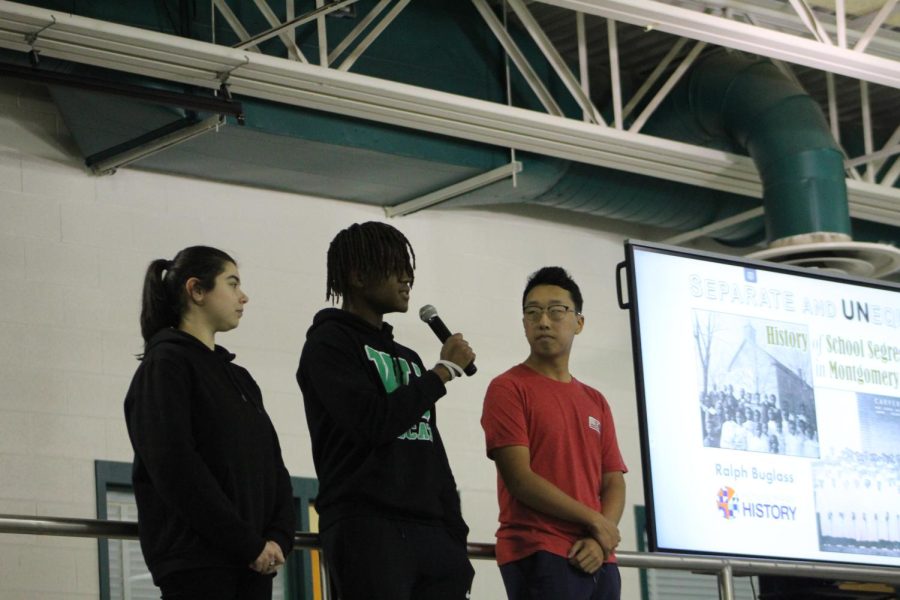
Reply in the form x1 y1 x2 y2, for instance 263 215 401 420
326 221 416 304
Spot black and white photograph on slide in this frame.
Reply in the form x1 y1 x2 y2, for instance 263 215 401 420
813 446 900 557
813 393 900 556
858 393 900 455
695 310 819 457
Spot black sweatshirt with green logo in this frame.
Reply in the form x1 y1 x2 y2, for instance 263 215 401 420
297 308 468 542
124 329 296 583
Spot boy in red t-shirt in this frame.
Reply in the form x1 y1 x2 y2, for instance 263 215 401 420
481 266 627 600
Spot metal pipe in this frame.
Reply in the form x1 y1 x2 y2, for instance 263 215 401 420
3 514 900 584
718 564 735 600
0 514 139 539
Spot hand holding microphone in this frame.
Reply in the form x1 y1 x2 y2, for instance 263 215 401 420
419 305 477 380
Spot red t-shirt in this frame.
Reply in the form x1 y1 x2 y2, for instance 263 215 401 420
481 364 627 565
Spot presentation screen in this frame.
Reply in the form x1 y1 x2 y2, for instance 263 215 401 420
625 241 900 567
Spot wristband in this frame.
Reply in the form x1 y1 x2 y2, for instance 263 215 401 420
436 359 465 380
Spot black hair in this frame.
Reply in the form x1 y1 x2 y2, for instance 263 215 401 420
522 266 583 313
326 221 415 304
140 245 236 350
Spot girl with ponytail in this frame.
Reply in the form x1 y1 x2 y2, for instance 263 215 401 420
124 246 296 600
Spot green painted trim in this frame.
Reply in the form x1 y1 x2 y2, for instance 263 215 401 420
94 460 132 600
288 477 319 600
634 505 650 600
94 459 320 599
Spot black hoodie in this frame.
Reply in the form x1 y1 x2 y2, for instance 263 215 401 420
297 308 468 542
124 328 296 583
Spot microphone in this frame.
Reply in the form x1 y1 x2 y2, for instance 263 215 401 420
419 305 477 376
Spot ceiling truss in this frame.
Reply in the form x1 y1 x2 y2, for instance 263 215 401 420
0 0 897 235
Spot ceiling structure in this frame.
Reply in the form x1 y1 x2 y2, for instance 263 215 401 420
0 0 897 251
523 0 899 139
507 0 900 248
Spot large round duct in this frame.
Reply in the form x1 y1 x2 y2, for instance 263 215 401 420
647 50 900 278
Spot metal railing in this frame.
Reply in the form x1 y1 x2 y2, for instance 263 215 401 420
2 514 900 600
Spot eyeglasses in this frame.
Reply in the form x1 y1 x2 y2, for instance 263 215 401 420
523 304 579 322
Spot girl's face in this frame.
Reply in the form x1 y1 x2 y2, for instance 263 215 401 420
192 261 249 333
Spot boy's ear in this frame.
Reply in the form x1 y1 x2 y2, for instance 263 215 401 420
348 270 365 289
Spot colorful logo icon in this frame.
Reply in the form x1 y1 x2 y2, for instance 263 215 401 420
717 486 739 519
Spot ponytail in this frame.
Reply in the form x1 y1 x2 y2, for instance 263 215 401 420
139 246 236 351
140 258 178 348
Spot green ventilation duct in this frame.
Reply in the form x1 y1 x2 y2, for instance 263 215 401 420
9 0 898 262
664 49 851 245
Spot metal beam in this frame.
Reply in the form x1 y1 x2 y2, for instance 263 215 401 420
249 0 305 61
848 179 900 226
385 162 522 217
861 80 875 182
882 157 900 188
629 40 705 133
623 37 688 120
211 0 261 54
786 0 833 45
471 0 564 117
835 0 846 49
286 0 295 49
662 207 764 245
506 0 604 124
825 71 840 143
576 11 589 122
87 114 225 175
853 0 899 54
845 145 900 169
337 0 411 72
232 0 359 51
678 0 900 56
231 73 762 197
0 61 244 118
607 19 622 129
870 127 900 188
534 0 900 89
770 58 803 89
327 0 391 66
0 0 897 226
316 0 328 66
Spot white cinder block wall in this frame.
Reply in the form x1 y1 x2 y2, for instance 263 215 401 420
0 78 649 599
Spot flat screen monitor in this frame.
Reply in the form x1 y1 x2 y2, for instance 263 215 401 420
624 240 900 567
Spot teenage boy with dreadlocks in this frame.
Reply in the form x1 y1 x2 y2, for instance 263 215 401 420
297 221 476 600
